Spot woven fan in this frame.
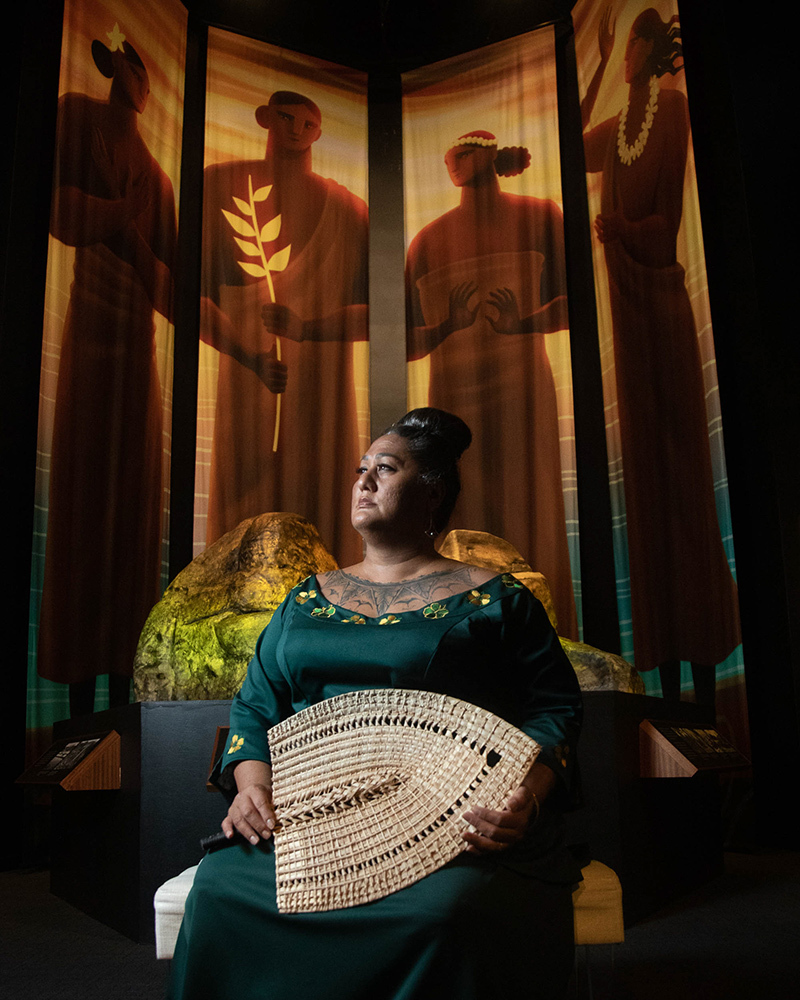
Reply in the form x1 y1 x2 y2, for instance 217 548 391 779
267 688 540 913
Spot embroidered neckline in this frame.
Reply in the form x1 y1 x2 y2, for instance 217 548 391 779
294 572 524 624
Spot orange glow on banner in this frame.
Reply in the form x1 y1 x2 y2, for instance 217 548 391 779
29 0 186 728
574 0 747 750
196 30 369 566
402 29 580 640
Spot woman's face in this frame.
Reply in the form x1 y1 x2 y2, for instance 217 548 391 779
444 145 496 188
351 435 434 538
624 29 654 85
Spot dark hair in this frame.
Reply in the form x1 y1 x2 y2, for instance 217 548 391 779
632 8 682 79
268 91 321 119
384 408 472 535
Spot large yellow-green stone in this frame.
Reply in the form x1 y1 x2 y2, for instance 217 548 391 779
438 528 559 630
134 513 337 701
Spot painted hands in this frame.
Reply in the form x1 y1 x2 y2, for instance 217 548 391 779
447 281 480 334
262 303 304 342
252 344 287 394
486 287 523 336
594 212 624 244
598 5 616 64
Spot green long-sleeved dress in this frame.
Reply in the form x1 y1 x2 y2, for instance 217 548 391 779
168 573 582 999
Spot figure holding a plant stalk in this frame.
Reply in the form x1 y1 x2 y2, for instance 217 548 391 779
201 91 368 564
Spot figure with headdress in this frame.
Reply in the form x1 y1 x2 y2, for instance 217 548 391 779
405 131 577 639
38 24 176 716
581 6 741 702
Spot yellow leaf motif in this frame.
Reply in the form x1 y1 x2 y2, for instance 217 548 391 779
221 179 291 289
221 208 256 239
220 175 292 454
295 590 317 605
238 262 269 279
379 615 402 625
260 215 282 243
234 237 262 257
227 735 244 754
267 245 292 273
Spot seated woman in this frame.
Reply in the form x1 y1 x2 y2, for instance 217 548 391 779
168 408 582 1000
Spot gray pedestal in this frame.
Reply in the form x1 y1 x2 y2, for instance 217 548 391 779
566 691 723 924
51 700 232 942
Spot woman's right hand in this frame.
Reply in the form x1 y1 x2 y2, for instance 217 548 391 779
222 783 276 845
223 760 276 844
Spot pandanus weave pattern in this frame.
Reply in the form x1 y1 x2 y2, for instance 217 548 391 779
268 688 540 913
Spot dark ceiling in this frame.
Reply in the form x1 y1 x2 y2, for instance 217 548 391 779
183 0 576 72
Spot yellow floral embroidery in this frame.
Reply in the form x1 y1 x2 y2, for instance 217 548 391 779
422 602 449 619
501 573 523 589
343 614 367 624
467 590 491 607
227 734 244 755
311 604 336 618
378 615 402 625
295 590 317 604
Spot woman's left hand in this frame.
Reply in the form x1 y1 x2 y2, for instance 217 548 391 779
462 784 537 854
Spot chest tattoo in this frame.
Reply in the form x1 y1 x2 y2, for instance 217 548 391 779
319 567 492 617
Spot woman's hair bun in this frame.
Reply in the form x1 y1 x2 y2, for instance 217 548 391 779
388 408 472 461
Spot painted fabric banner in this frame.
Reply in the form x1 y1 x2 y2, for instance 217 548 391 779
29 0 185 731
574 0 746 747
403 28 580 640
196 30 369 566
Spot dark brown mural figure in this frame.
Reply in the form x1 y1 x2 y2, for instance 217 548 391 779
581 6 740 703
406 131 577 638
38 26 176 716
201 91 368 565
